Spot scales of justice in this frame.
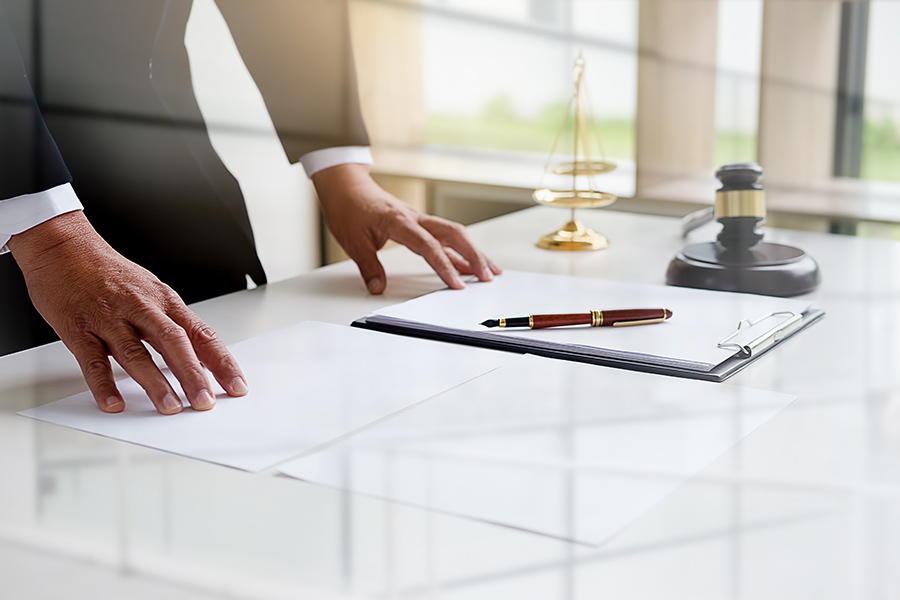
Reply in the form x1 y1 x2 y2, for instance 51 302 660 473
533 53 617 251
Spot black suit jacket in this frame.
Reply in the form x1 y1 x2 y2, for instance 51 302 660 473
0 3 69 197
0 0 369 355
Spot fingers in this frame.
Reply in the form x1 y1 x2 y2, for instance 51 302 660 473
445 248 475 275
348 247 388 295
390 221 466 290
444 248 503 277
70 303 243 415
69 336 124 413
106 326 184 416
420 216 499 282
135 310 216 412
168 304 248 398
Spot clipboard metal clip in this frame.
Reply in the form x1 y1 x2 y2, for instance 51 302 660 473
717 311 804 358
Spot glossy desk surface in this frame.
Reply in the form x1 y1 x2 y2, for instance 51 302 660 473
3 207 900 599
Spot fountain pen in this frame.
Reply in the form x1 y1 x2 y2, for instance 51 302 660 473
480 308 673 329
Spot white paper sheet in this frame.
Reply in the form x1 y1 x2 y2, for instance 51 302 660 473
19 321 511 472
279 354 796 545
371 270 811 371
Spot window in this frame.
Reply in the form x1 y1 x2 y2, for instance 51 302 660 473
715 0 762 166
351 0 900 225
420 0 638 166
860 1 900 182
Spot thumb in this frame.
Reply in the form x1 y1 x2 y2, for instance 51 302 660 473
352 251 388 295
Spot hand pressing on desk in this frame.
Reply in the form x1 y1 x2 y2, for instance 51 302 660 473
312 163 502 294
7 211 248 415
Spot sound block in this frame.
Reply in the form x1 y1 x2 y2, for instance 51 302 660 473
666 241 820 297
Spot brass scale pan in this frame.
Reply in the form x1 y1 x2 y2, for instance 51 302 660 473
533 160 618 208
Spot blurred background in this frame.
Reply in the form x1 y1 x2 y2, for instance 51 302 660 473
4 0 899 286
185 0 900 283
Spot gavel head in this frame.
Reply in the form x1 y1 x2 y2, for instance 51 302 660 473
715 162 766 252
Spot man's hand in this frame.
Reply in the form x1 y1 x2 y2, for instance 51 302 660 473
312 164 501 294
8 211 248 415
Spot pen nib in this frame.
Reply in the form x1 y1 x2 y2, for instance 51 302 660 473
480 319 499 328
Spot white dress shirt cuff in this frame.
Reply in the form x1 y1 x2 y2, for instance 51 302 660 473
0 183 84 254
299 146 373 178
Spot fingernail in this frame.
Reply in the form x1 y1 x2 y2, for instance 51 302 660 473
103 396 125 413
366 278 383 294
231 377 249 396
453 277 466 289
194 389 216 411
161 393 183 415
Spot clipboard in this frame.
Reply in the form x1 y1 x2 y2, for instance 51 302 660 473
351 271 825 382
353 308 823 382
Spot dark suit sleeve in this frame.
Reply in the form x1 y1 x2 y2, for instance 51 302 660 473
0 4 70 200
213 0 369 164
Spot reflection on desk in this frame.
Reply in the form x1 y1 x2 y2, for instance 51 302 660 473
281 354 796 546
4 207 900 599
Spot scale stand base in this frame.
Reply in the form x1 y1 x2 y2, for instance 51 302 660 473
537 219 609 252
666 241 820 297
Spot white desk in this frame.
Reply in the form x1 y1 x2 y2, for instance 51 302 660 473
3 207 900 599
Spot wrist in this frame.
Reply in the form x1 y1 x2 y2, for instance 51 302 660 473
311 163 374 200
8 211 104 274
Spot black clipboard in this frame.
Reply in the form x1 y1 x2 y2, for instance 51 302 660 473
352 308 825 382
